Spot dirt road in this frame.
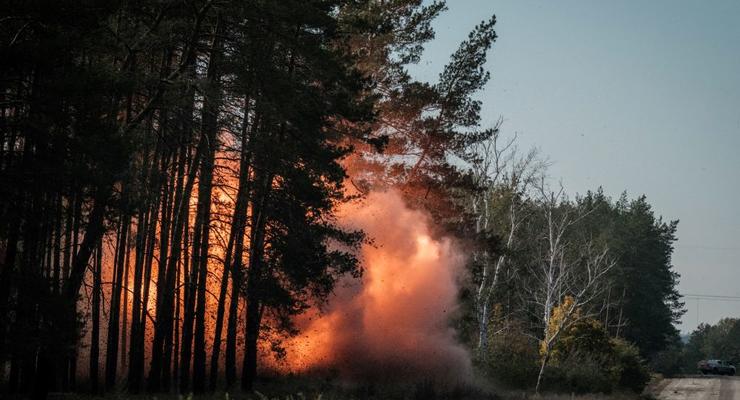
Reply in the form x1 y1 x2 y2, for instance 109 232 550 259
656 376 740 400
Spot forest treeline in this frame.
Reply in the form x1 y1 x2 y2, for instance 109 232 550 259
463 169 683 392
0 0 682 398
649 318 740 377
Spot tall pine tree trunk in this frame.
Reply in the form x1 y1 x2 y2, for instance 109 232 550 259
209 232 233 391
192 16 224 393
220 103 257 390
106 211 130 389
90 242 102 394
128 139 162 392
241 168 271 391
120 231 130 371
151 123 202 392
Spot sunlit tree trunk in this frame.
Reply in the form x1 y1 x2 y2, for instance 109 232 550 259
210 100 254 390
148 152 176 391
152 115 202 392
128 135 163 393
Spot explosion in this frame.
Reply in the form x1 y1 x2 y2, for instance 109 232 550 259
276 190 472 382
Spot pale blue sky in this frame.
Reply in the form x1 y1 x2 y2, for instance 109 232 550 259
410 1 740 333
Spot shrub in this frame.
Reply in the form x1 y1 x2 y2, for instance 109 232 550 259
545 319 650 394
610 338 651 393
650 342 684 377
543 353 615 394
481 331 539 388
481 317 650 394
550 318 613 363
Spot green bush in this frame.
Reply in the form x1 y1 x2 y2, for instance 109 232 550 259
541 343 650 395
481 319 650 394
543 353 615 394
481 332 539 388
650 343 684 377
550 318 614 363
543 318 616 394
610 338 651 393
550 319 650 394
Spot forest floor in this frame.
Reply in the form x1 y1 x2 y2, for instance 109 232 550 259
22 375 658 400
39 392 647 400
34 384 653 400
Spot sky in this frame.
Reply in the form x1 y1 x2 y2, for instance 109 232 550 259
409 0 740 333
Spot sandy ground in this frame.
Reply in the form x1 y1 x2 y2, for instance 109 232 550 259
656 376 740 400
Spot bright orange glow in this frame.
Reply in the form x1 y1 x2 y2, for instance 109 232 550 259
270 190 472 382
75 142 471 384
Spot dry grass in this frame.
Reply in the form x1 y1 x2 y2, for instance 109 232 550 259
20 375 659 400
31 389 649 400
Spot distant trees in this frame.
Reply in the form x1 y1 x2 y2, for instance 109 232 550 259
571 190 684 356
683 319 740 370
468 169 683 347
648 318 740 377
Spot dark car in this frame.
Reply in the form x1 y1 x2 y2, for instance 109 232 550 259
698 359 736 376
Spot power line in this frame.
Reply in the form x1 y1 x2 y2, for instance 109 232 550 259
684 297 740 303
675 244 740 251
682 294 740 329
683 293 740 301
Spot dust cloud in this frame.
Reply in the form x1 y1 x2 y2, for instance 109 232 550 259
281 190 472 383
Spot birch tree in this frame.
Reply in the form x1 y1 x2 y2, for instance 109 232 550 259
467 128 546 356
523 181 615 393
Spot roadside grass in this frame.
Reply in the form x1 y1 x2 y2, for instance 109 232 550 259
30 391 648 400
14 375 655 400
21 387 651 400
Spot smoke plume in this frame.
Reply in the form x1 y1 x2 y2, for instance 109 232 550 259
280 190 472 382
